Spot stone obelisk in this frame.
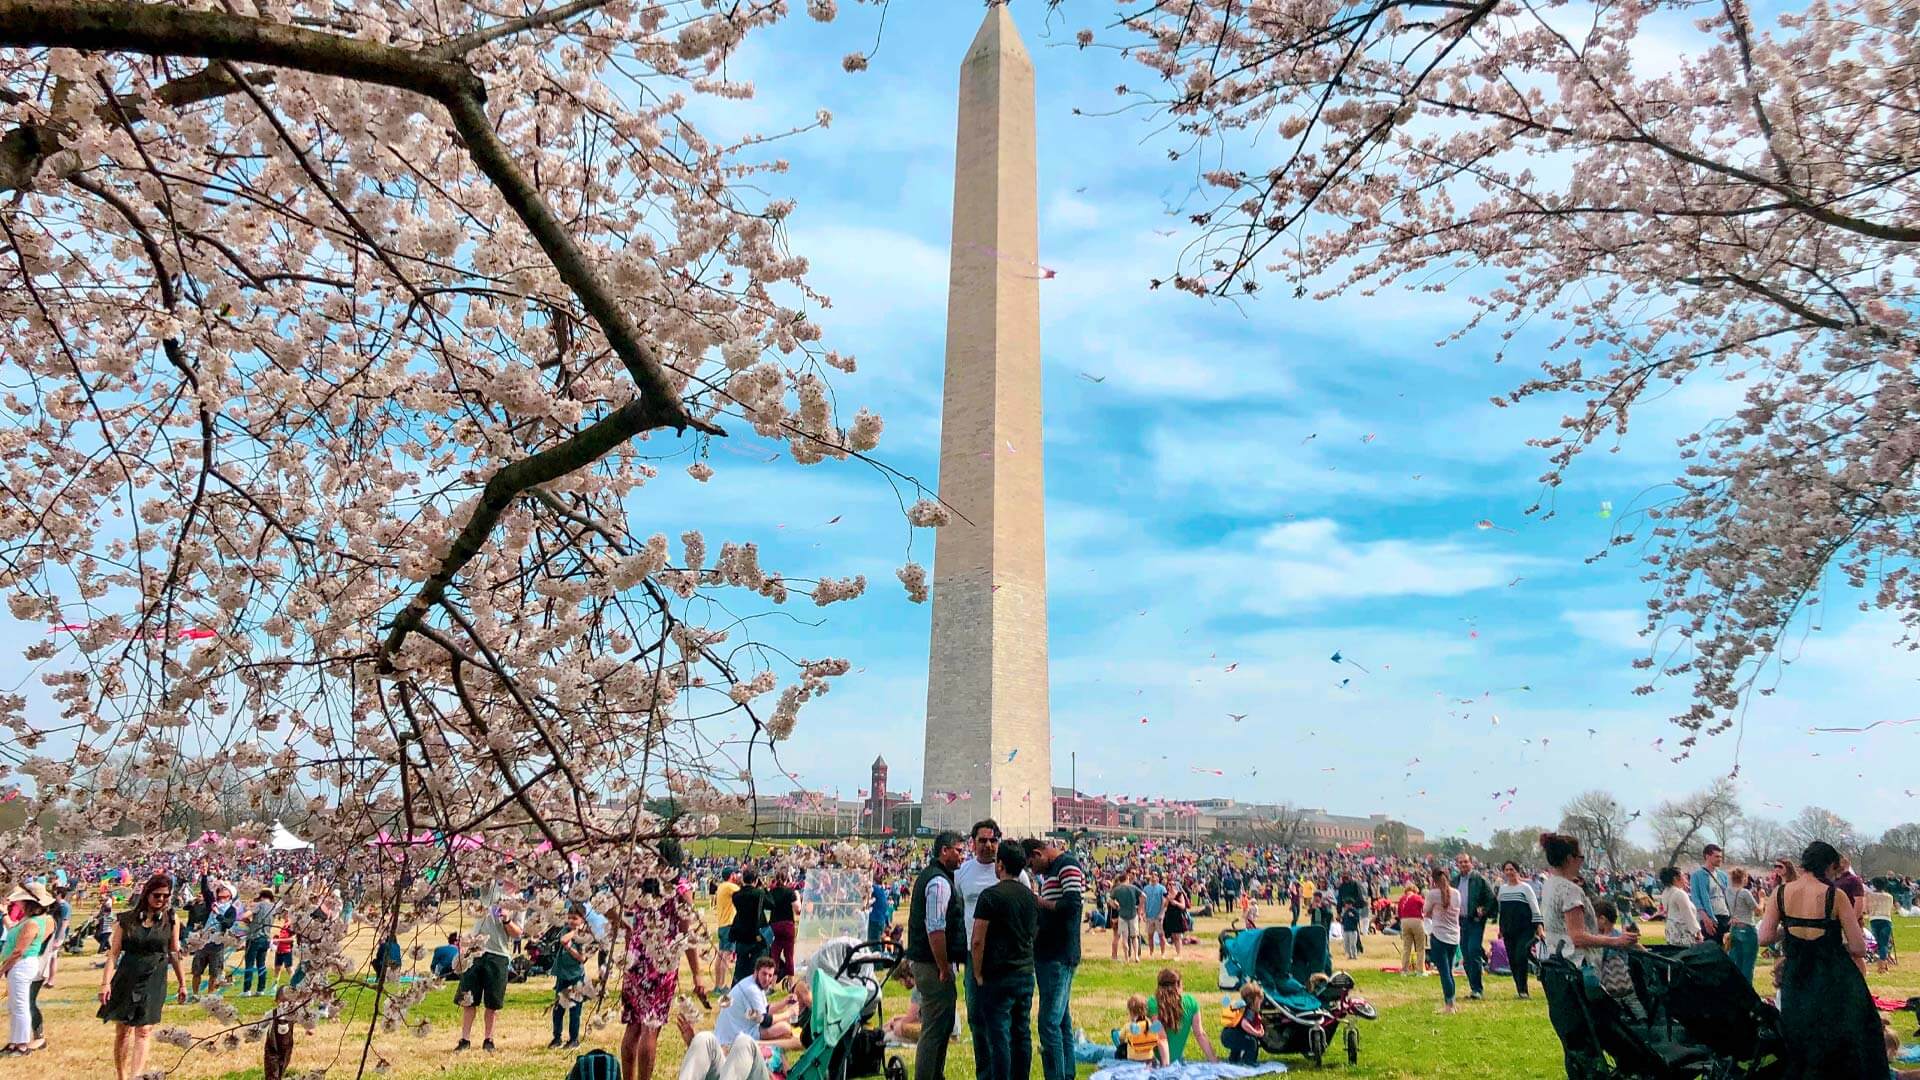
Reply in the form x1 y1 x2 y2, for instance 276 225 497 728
922 2 1052 836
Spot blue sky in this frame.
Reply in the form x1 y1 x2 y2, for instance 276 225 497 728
640 1 1919 842
4 2 1911 846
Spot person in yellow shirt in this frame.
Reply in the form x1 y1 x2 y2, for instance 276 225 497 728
1299 877 1316 927
713 871 741 991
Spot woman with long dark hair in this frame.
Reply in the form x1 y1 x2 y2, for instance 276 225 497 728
1495 861 1542 998
96 874 187 1080
1758 841 1884 1078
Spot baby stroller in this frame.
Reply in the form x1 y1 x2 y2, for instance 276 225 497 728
1220 926 1374 1067
1539 943 1782 1079
521 925 564 979
788 938 908 1080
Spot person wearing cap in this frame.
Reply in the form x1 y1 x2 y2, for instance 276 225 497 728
2 882 55 1054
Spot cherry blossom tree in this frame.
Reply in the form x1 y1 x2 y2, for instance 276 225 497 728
0 0 917 1060
1077 0 1920 747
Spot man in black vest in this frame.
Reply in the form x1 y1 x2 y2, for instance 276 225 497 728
907 831 966 1080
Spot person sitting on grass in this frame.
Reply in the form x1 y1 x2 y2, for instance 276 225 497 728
1153 968 1217 1064
884 965 922 1046
1219 981 1265 1064
430 933 460 980
1114 993 1168 1066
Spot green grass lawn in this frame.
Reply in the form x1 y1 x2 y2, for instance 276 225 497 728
40 913 1920 1079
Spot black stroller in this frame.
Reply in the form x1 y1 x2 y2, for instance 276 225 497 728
1541 943 1783 1079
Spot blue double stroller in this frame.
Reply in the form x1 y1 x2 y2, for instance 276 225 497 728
1218 925 1375 1067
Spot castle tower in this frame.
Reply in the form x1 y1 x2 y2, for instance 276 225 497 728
921 2 1053 835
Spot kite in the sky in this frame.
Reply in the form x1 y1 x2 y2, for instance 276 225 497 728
1223 662 1238 673
1809 718 1920 734
1361 433 1377 444
1475 519 1515 533
1189 767 1225 776
1300 433 1318 445
1079 372 1107 383
1227 713 1247 723
1330 650 1370 674
1598 501 1613 519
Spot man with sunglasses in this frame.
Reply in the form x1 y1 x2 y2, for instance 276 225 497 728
955 820 1004 1076
907 831 966 1080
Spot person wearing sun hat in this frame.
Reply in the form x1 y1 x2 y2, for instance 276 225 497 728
1 881 54 1054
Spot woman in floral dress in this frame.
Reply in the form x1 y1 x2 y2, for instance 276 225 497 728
612 839 709 1080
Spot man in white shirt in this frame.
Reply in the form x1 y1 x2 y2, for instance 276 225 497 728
955 819 1004 1077
715 956 778 1046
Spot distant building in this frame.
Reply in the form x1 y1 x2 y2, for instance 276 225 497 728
863 756 909 833
1052 787 1119 828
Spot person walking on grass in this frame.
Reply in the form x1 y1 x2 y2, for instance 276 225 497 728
2 883 53 1056
728 869 771 986
1141 874 1167 958
549 904 591 1050
97 874 188 1080
906 832 966 1080
1689 844 1731 946
1454 852 1495 1001
613 838 709 1080
767 871 799 982
970 840 1038 1080
454 880 524 1053
1495 861 1543 999
240 889 278 997
1424 866 1463 1014
1108 873 1142 963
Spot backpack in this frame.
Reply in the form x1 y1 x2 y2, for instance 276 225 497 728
566 1048 620 1080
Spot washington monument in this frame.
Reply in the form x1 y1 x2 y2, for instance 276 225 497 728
921 2 1053 834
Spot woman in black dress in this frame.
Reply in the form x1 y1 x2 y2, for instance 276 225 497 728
1757 841 1884 1079
98 874 187 1080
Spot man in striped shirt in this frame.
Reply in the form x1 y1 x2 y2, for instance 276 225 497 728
1024 839 1085 1080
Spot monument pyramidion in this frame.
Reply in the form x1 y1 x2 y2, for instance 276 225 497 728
921 1 1052 835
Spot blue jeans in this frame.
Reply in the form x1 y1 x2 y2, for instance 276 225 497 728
964 964 990 1074
1221 1025 1259 1064
1461 920 1486 996
1431 940 1459 1005
553 976 583 1042
1729 925 1760 983
242 939 271 992
1034 961 1076 1080
976 972 1034 1080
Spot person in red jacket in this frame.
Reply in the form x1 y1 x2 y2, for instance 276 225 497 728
1396 883 1428 976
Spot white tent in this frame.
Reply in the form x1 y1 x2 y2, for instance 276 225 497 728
269 820 312 851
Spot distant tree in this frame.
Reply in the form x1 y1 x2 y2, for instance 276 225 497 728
1372 819 1411 858
1864 823 1920 877
1559 791 1635 876
1650 779 1742 869
1237 804 1309 850
1735 818 1793 866
1486 826 1552 872
1784 806 1860 855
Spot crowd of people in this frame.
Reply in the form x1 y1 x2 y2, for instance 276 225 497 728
3 825 1917 1079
